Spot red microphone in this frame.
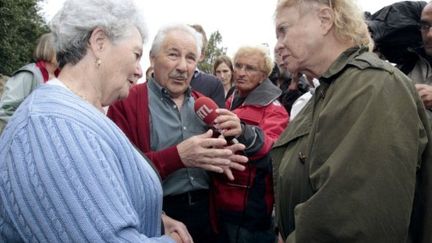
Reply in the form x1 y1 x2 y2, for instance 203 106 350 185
194 97 219 125
194 97 238 143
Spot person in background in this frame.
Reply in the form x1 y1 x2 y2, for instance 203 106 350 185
213 55 234 98
287 74 319 121
272 0 432 242
0 32 60 133
272 44 312 116
212 45 288 243
0 74 8 96
190 24 226 108
367 1 432 123
0 0 191 242
411 2 432 121
107 24 248 243
268 62 309 115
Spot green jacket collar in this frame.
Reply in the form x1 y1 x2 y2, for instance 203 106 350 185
320 45 369 84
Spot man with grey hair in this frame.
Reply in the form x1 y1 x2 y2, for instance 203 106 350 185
108 24 248 243
272 0 432 242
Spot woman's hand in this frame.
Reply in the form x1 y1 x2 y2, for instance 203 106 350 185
162 213 193 243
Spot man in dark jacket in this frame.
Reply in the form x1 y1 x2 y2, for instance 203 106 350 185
190 24 225 108
367 1 432 122
410 2 432 121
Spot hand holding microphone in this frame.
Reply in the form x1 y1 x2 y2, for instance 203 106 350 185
194 97 243 143
194 97 247 180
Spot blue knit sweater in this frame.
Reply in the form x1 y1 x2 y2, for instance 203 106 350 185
0 84 174 242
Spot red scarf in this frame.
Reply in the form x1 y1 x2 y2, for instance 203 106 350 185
35 60 60 83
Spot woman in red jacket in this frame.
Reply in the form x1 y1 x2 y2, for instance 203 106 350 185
212 45 289 243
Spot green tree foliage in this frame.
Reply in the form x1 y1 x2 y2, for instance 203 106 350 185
0 0 48 75
198 30 227 74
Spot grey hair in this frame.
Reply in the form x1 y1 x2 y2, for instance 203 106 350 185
50 0 147 68
149 24 202 57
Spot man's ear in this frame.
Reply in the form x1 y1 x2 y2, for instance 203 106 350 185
318 7 334 35
88 27 108 56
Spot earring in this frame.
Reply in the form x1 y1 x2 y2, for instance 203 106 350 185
96 58 102 67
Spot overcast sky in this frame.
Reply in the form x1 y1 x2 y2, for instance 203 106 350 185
40 0 417 69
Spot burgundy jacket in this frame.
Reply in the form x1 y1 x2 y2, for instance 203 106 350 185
107 82 203 179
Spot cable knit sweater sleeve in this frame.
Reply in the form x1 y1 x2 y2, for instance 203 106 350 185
0 85 174 242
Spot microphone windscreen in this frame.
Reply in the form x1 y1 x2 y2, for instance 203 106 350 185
194 97 219 125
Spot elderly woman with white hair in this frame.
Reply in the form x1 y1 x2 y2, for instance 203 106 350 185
0 0 191 242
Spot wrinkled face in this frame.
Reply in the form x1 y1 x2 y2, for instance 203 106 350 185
421 4 432 56
151 30 198 98
101 27 143 105
275 4 321 74
274 41 288 72
215 62 233 86
234 53 266 97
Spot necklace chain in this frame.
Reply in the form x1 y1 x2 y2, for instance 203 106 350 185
59 80 104 112
61 81 89 102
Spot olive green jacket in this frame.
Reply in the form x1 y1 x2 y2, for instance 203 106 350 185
272 46 432 243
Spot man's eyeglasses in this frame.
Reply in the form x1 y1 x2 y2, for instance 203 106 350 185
420 21 432 33
234 63 262 74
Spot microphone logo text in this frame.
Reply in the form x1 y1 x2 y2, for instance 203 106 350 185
196 105 213 121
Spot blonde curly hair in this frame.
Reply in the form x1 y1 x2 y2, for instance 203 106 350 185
233 45 274 77
275 0 371 48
